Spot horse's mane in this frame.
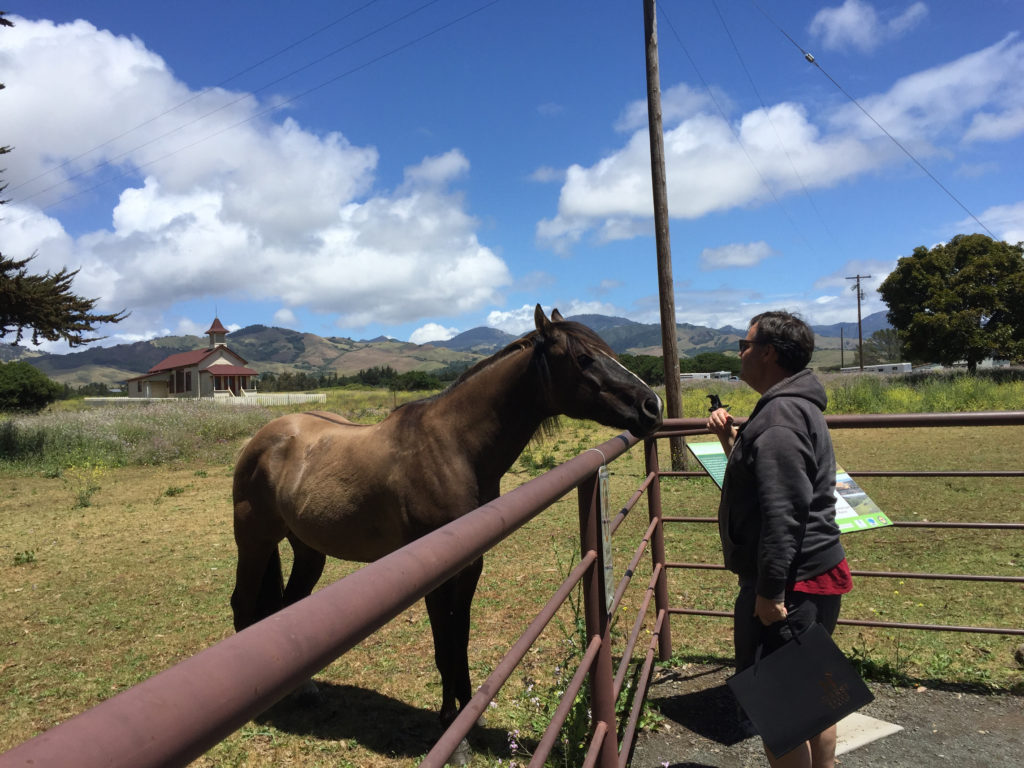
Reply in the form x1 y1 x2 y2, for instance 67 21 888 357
451 319 616 387
395 319 617 433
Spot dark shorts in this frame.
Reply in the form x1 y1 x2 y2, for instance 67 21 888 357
733 578 842 673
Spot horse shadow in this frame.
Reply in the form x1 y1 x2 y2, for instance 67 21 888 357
257 681 509 759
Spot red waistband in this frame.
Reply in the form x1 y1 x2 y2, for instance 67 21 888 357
792 558 853 595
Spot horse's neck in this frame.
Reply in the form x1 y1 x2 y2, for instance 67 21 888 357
433 346 548 481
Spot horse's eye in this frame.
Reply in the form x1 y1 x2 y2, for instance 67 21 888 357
577 353 595 369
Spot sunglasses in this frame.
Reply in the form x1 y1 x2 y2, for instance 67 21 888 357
738 339 765 353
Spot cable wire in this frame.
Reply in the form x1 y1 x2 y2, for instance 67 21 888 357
15 0 490 211
657 3 818 256
750 0 995 239
710 0 848 261
8 0 386 196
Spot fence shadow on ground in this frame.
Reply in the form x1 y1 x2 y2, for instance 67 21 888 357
649 665 751 747
257 681 509 759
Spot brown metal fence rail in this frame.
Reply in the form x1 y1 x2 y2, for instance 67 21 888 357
4 411 1021 768
650 411 1024 638
0 430 670 768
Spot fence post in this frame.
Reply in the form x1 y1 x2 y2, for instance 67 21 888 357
645 437 673 660
577 471 619 768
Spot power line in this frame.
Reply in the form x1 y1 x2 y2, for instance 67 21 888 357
709 0 849 262
750 0 996 239
8 0 387 197
657 3 819 257
15 0 497 212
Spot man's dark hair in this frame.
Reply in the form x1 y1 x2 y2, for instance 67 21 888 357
749 311 814 373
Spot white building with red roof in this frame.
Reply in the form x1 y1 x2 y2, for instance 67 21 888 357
126 318 259 399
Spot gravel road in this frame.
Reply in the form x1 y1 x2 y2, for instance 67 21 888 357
630 663 1024 768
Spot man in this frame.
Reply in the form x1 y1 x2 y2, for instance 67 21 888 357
706 311 851 768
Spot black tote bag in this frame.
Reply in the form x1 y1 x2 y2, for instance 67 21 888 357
726 621 873 757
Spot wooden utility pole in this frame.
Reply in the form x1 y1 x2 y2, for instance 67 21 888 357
643 0 685 468
846 274 871 371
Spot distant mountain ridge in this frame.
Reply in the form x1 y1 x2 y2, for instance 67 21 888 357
5 311 890 386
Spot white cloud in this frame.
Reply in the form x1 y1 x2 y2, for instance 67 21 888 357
964 106 1024 143
614 83 726 133
1 17 511 339
409 323 459 344
402 149 469 187
809 0 928 54
486 304 541 335
972 201 1024 244
538 35 1024 253
274 308 298 327
832 34 1024 149
174 318 209 336
529 166 566 184
538 103 880 251
558 299 621 318
700 241 775 271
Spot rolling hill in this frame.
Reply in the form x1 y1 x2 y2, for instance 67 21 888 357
4 312 889 386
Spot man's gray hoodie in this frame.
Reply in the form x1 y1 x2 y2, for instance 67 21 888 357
718 369 845 600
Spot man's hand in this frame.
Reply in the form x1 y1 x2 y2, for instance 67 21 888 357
706 407 738 456
754 594 787 626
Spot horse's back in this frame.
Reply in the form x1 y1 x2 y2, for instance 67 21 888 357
233 410 408 559
235 411 367 486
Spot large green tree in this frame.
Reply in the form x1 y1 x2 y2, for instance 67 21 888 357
861 328 903 365
878 234 1024 373
0 12 127 348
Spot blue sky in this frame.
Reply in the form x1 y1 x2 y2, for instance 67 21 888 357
3 1 1023 350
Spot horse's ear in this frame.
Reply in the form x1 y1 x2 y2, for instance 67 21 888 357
551 308 565 323
534 304 552 336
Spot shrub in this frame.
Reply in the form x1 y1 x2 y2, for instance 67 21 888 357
0 361 63 413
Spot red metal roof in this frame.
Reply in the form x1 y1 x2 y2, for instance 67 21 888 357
206 364 258 376
148 349 214 373
147 345 250 374
206 317 230 335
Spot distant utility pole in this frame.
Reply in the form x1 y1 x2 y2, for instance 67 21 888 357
643 0 685 470
840 327 844 369
846 274 871 371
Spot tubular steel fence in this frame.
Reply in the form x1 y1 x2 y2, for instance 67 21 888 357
0 429 668 768
651 411 1024 639
2 411 1021 768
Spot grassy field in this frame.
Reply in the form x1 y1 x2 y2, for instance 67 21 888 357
1 376 1023 766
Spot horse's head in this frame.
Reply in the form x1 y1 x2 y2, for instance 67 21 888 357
532 304 663 438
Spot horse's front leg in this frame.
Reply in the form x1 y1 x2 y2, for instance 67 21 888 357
424 557 483 726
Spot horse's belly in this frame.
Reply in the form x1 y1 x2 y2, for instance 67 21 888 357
287 502 411 563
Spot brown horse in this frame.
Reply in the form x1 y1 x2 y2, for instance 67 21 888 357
230 305 662 729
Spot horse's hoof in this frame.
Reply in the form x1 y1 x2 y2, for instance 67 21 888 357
290 679 322 707
448 737 472 766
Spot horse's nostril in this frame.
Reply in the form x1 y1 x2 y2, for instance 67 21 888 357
642 396 662 420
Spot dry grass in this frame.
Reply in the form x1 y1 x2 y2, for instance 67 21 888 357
1 411 1022 766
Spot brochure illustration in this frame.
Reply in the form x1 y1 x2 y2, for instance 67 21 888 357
687 440 893 534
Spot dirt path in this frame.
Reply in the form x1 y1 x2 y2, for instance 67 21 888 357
630 663 1024 768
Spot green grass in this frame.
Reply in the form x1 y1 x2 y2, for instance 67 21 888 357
1 376 1022 766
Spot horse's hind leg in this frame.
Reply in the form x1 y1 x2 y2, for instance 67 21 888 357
424 557 484 726
231 540 284 631
231 493 289 631
283 533 327 606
